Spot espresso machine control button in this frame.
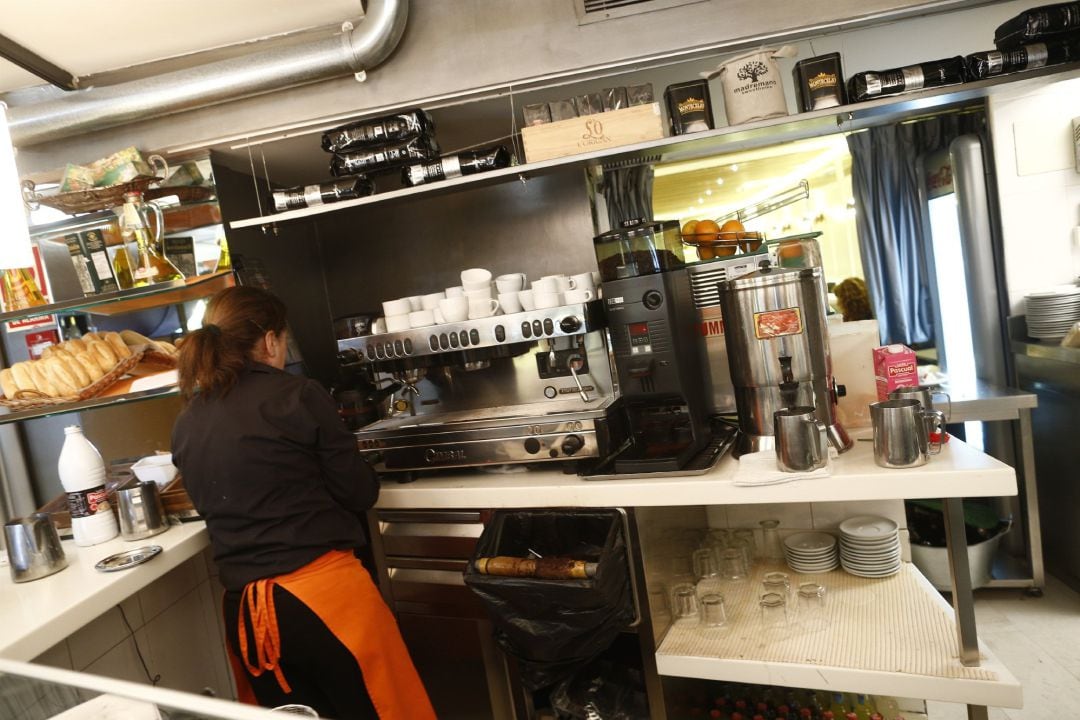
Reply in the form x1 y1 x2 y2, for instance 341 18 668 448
474 329 484 344
532 320 544 337
523 437 541 454
559 316 582 333
543 385 557 399
428 335 439 351
403 339 413 355
439 333 450 350
374 344 384 359
521 322 532 339
543 318 554 335
449 333 460 348
642 289 664 310
393 340 404 356
458 330 469 347
367 346 377 360
561 434 584 456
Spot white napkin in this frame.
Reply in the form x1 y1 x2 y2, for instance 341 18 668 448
733 448 836 487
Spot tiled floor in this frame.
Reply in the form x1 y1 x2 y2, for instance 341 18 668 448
926 574 1080 719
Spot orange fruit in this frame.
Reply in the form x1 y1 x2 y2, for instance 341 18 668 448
720 219 745 234
681 220 699 236
697 246 715 260
694 219 720 242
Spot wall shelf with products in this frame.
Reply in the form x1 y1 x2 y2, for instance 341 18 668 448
228 62 1080 231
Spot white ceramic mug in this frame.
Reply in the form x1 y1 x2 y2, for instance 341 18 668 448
406 295 424 312
371 318 387 335
468 297 500 319
420 292 446 310
464 287 493 299
518 289 536 311
564 288 594 304
498 292 523 313
408 310 435 328
495 273 527 293
570 272 595 292
445 286 465 298
385 314 411 332
433 308 445 324
439 296 469 323
534 291 563 309
382 298 412 317
532 277 560 294
461 268 492 288
541 274 576 293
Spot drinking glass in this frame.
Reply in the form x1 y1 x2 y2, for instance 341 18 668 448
762 571 791 602
700 592 728 628
718 548 748 581
759 519 784 560
797 582 828 632
693 547 723 595
671 583 700 622
759 591 788 631
731 529 755 571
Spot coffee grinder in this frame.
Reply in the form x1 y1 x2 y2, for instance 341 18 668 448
595 221 712 473
717 263 853 457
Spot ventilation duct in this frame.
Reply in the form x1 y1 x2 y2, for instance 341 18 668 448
6 0 408 147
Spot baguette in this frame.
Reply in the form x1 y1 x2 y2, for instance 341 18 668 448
26 362 60 397
65 338 88 355
155 340 178 356
0 369 18 399
11 362 38 394
40 345 63 360
75 352 105 382
42 357 79 397
86 339 118 373
59 353 91 387
103 331 132 359
119 329 154 348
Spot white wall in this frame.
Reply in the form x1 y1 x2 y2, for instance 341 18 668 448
988 78 1080 313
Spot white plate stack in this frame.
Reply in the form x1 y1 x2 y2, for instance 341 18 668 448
1025 285 1080 340
838 515 902 578
782 531 839 573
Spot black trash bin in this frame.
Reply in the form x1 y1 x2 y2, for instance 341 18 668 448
463 509 636 690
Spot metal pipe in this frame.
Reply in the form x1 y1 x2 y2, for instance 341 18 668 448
7 0 408 147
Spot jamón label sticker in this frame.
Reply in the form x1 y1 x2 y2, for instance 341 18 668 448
753 307 803 339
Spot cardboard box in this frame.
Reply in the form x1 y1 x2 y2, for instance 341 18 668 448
521 103 665 163
63 229 121 295
873 343 918 400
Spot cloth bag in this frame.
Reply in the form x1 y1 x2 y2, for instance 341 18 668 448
710 46 796 126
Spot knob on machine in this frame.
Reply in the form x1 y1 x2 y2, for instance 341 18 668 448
561 434 585 456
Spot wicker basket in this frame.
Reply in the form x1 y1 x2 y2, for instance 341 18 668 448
0 351 146 410
33 176 162 215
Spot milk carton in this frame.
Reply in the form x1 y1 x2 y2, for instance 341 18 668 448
872 344 918 401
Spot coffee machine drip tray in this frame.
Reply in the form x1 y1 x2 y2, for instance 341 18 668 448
581 422 737 481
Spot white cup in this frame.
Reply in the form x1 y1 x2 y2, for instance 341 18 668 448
420 292 446 310
498 292 523 313
495 273 527 293
464 286 493 299
518 289 536 311
439 296 469 323
532 277 560 294
382 298 412 317
541 274 576 292
408 309 435 328
407 295 424 312
468 297 501 319
445 286 465 297
564 288 595 304
385 314 411 333
371 318 387 335
534 291 563 309
433 308 445 324
461 268 492 287
570 272 595 292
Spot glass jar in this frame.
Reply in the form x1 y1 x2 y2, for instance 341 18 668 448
593 220 683 282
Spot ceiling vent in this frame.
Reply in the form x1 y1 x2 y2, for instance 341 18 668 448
574 0 708 25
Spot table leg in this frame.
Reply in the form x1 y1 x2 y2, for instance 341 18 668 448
1017 408 1045 591
943 497 980 666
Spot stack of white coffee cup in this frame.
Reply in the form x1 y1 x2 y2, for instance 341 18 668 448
373 268 601 334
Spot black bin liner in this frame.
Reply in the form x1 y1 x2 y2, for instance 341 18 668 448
463 509 635 690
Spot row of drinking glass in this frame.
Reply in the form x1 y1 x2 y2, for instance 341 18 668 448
693 521 785 581
671 571 828 632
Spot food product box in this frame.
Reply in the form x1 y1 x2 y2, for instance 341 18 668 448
873 343 918 400
521 103 665 163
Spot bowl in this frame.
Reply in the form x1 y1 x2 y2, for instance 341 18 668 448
131 453 178 488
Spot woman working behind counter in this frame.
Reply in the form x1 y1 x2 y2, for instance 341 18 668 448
171 286 434 720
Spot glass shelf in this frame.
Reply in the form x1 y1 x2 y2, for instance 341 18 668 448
0 269 235 324
0 384 178 426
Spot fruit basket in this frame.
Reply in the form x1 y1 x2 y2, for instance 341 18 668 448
681 220 765 260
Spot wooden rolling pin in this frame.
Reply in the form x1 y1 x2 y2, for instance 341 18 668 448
474 556 598 579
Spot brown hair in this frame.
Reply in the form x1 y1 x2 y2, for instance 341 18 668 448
833 277 873 322
177 286 288 400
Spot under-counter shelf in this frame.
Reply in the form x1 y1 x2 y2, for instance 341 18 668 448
229 62 1080 230
0 270 234 324
655 563 1022 708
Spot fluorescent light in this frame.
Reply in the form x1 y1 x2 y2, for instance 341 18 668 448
0 103 33 270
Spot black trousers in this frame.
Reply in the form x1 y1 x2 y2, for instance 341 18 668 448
224 585 379 720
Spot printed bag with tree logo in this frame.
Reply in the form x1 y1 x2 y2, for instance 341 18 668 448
710 46 797 126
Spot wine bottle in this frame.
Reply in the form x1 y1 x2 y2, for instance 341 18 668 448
401 145 513 187
847 57 966 101
321 109 434 153
272 177 375 212
965 36 1077 79
0 267 46 311
329 136 440 176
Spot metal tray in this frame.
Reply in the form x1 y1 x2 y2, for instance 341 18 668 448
580 422 737 480
94 545 163 572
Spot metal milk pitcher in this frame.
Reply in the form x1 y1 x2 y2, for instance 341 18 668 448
870 399 946 468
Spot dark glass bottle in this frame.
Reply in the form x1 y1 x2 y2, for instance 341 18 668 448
272 177 375 212
847 57 966 101
965 36 1077 79
401 145 513 186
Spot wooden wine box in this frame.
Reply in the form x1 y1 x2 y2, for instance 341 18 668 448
521 103 666 163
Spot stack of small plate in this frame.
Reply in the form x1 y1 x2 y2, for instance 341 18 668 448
1025 285 1080 340
782 531 839 573
839 515 902 578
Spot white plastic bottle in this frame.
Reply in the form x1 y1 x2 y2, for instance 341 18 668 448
58 425 118 546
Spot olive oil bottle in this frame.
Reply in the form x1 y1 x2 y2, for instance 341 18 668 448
119 191 183 287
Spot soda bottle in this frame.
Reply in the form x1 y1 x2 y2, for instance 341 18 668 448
57 425 118 546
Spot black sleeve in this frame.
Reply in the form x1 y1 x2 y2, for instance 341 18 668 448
300 380 380 512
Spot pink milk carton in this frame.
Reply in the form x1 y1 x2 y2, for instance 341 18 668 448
873 344 918 401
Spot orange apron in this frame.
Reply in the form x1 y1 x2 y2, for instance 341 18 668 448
225 550 435 719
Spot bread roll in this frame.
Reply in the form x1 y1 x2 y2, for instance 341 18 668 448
75 352 105 382
0 369 18 399
81 332 101 343
103 331 132 359
120 329 153 347
26 362 60 397
65 338 88 355
87 340 118 372
59 354 91 387
156 340 178 355
40 345 62 360
42 358 79 397
11 362 37 394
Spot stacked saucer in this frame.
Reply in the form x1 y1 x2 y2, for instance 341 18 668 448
1025 285 1080 340
839 515 902 578
783 531 839 573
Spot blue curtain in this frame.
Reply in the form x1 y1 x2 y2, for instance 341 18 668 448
847 125 935 346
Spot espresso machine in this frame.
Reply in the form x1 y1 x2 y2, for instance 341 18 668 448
717 263 853 456
336 301 626 475
592 220 716 473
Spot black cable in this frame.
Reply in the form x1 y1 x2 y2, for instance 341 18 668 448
117 603 161 686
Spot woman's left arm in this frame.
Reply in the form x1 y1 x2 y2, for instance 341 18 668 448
302 382 380 511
